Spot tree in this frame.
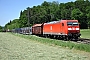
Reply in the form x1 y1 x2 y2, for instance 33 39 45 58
76 0 84 1
86 6 90 28
4 1 90 29
0 26 2 32
87 11 90 28
71 9 83 21
71 9 88 29
20 10 23 17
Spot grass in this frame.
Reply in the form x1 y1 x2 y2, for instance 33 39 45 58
12 33 90 52
80 29 90 39
1 32 90 60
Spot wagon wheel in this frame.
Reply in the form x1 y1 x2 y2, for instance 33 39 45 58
64 36 68 41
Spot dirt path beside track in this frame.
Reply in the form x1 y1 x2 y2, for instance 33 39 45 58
0 32 90 60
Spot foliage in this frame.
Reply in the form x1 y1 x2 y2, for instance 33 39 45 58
5 0 90 29
5 19 20 30
0 26 3 32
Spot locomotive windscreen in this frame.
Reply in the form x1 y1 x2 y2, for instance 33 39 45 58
67 22 78 26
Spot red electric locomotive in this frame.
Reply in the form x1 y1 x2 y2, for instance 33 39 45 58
43 20 81 40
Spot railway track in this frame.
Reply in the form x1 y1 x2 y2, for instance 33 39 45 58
76 38 90 44
49 37 90 44
45 36 90 44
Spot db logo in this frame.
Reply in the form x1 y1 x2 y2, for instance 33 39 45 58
72 28 75 30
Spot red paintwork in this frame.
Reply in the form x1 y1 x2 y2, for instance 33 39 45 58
43 20 80 36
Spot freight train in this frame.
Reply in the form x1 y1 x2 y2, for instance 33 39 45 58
11 20 81 40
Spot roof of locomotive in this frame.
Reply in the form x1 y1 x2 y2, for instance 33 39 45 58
64 20 78 22
44 20 78 25
44 20 60 24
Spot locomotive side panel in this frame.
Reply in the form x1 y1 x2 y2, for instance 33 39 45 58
43 23 54 34
43 20 68 35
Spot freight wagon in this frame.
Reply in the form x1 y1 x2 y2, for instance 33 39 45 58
12 27 32 35
32 24 43 35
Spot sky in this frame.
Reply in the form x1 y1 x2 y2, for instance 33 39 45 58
0 0 75 26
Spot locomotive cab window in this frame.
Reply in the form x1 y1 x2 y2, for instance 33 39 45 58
67 22 78 26
67 22 72 26
62 23 64 26
73 22 78 26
